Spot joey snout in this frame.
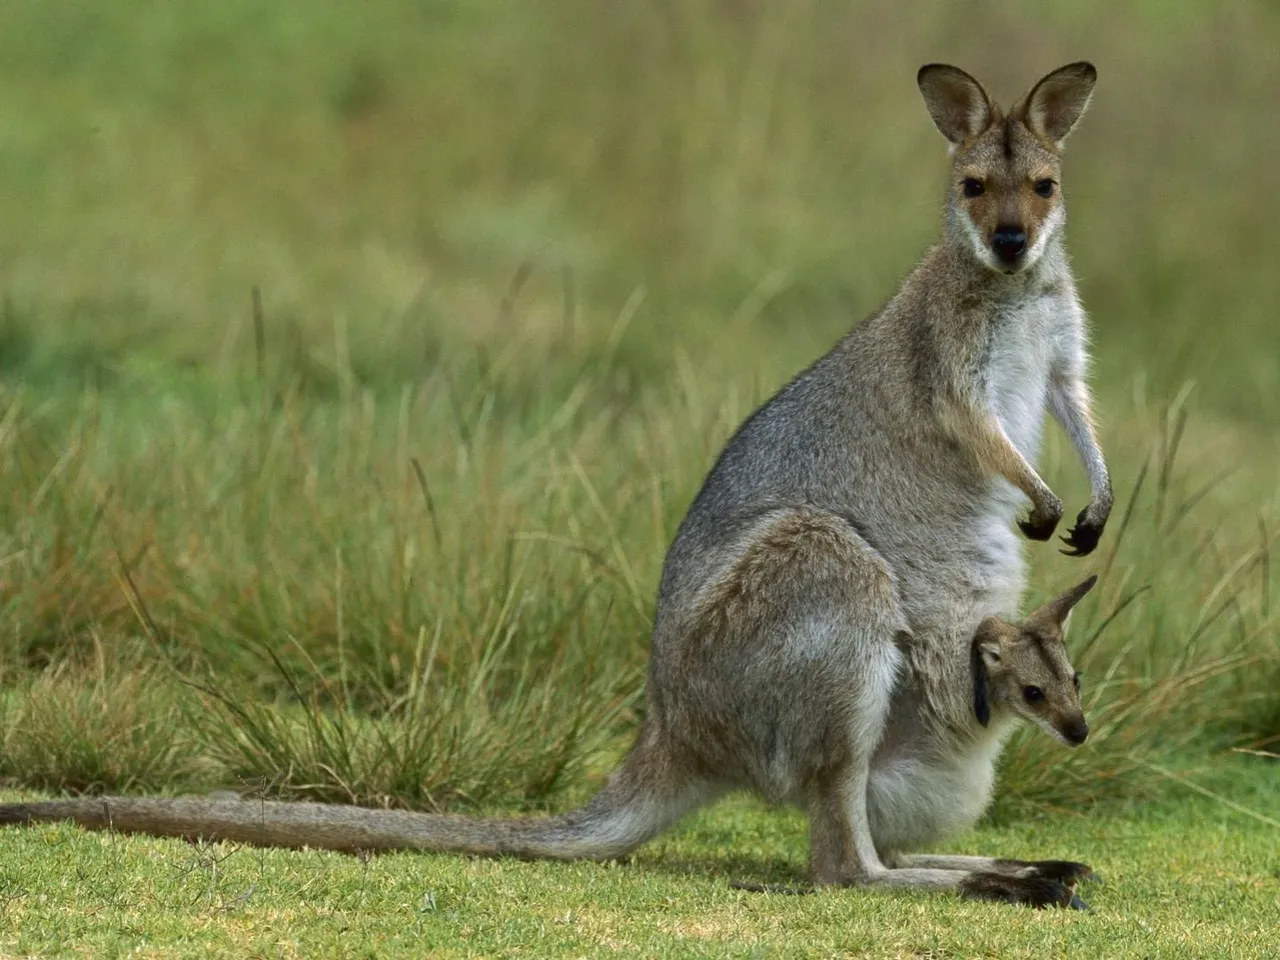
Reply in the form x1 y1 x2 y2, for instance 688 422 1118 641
1058 714 1089 747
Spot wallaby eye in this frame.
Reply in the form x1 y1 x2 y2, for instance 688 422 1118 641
1072 672 1081 690
1034 179 1056 198
962 178 985 198
1023 685 1044 704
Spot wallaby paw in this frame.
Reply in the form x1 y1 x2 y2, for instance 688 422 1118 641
1026 859 1100 886
1018 496 1063 542
1059 506 1105 556
958 872 1077 909
1018 513 1060 541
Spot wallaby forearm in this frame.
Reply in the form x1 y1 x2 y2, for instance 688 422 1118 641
936 386 1059 517
1049 373 1112 512
1044 367 1112 554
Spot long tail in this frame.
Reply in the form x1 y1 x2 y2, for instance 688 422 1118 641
0 742 704 860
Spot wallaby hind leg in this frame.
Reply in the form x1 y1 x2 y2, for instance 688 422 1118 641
662 507 911 799
807 767 1084 908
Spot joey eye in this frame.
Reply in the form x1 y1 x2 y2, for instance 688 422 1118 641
1034 179 1056 198
962 178 985 198
1023 685 1044 704
1072 672 1081 691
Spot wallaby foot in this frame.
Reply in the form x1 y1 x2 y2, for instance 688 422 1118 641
833 864 1086 910
957 871 1086 909
808 771 1093 910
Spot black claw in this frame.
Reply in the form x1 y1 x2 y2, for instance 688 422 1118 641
1068 893 1091 911
1018 516 1059 541
1059 507 1105 557
1058 528 1099 556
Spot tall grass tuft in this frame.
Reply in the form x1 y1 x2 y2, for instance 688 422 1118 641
0 640 208 793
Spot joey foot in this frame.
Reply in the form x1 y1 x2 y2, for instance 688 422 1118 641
958 872 1086 910
1017 497 1063 541
1060 506 1106 557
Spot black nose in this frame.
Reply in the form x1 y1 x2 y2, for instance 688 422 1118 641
992 227 1027 263
1063 720 1089 746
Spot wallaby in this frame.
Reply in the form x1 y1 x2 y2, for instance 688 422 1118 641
0 63 1112 908
0 577 1099 905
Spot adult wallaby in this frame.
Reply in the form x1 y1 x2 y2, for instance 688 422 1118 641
0 63 1111 908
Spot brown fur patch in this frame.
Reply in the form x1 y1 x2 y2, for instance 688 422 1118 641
690 509 897 644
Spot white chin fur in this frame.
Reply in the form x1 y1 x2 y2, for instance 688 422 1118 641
1020 205 1066 270
1037 719 1079 748
957 212 1004 272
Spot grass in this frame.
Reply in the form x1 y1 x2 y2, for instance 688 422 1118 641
0 0 1278 954
1 758 1277 958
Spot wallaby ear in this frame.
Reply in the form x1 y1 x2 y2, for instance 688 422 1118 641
1041 575 1098 627
1016 62 1097 147
917 64 995 146
970 618 1004 728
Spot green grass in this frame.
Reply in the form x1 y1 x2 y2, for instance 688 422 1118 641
2 758 1277 958
1 0 1278 954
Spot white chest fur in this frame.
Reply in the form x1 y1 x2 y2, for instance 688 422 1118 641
985 289 1068 461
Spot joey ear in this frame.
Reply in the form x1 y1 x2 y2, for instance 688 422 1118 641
1015 61 1097 147
1041 575 1098 627
971 642 991 727
917 64 995 145
971 618 1004 728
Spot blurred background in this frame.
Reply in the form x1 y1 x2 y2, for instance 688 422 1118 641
0 2 1276 813
4 1 1279 416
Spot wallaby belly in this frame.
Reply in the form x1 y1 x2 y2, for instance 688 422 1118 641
866 735 1007 854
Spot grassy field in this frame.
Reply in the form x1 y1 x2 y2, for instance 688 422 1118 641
1 0 1278 955
2 760 1278 957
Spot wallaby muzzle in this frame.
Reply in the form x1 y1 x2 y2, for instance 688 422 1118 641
991 226 1027 265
